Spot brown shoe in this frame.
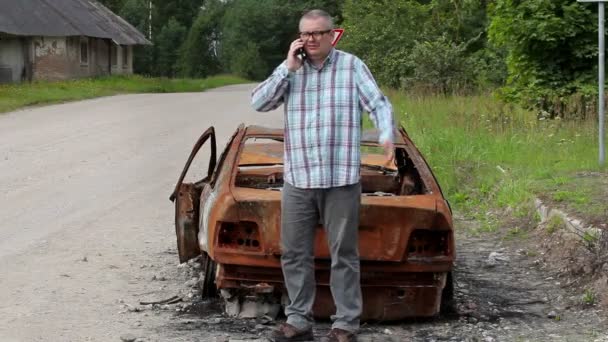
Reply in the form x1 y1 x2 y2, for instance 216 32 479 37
269 322 314 342
320 328 357 342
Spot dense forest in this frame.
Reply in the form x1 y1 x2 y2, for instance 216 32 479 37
98 0 603 118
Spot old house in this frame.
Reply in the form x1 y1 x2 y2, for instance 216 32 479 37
0 0 151 83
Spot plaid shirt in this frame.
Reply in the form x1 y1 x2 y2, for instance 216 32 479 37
251 48 394 189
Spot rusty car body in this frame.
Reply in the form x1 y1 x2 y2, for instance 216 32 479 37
170 124 455 320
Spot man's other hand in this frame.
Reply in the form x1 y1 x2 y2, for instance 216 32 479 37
382 140 394 163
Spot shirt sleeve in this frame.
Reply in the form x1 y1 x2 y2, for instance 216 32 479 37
251 62 291 112
354 58 394 144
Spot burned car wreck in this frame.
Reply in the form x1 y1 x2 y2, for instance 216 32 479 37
170 124 454 321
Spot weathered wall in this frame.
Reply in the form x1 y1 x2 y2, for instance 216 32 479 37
32 36 69 81
0 35 26 83
14 36 134 82
65 36 95 79
32 36 116 81
125 45 133 74
93 38 111 76
111 45 133 75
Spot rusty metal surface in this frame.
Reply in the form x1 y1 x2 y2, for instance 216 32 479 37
173 183 201 263
170 127 216 202
172 124 455 320
243 125 407 145
238 142 397 171
215 264 448 320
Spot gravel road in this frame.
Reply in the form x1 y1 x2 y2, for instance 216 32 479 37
0 84 280 341
1 84 606 342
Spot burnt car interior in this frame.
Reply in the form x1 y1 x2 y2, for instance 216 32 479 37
235 137 428 196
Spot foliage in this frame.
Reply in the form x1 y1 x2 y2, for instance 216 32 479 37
218 0 276 79
119 0 154 75
582 231 599 247
156 18 188 77
228 41 268 80
341 0 499 93
178 0 224 78
103 0 603 112
151 0 202 33
404 35 474 94
582 289 596 305
117 0 204 77
97 0 127 13
150 1 202 77
119 0 149 34
341 0 429 88
489 0 598 118
110 0 504 91
218 0 344 80
469 43 508 89
545 215 564 234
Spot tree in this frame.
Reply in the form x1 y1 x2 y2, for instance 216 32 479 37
98 0 126 13
156 18 188 77
340 0 496 91
341 0 431 88
178 0 225 77
489 0 597 115
152 0 203 35
120 0 150 35
405 35 473 94
425 0 506 91
137 0 205 77
120 0 153 75
219 0 345 80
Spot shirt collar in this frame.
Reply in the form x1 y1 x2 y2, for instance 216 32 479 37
326 48 337 65
307 48 336 70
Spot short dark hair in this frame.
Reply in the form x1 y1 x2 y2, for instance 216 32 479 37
300 9 334 30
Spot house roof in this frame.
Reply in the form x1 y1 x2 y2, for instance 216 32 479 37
0 0 151 45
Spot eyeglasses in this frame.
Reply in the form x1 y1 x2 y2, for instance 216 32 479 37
299 30 332 40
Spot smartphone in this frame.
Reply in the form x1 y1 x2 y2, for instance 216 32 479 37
296 47 307 61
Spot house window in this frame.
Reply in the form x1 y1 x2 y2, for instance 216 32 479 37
80 39 88 65
111 44 117 66
122 46 128 67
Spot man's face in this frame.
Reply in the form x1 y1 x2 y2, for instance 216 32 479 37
299 17 334 60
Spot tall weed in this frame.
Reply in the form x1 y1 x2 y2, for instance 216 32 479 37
386 90 605 222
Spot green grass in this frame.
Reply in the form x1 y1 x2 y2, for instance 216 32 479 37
582 289 596 305
533 173 607 227
505 226 528 240
0 74 250 113
582 231 599 246
546 215 565 234
381 90 607 230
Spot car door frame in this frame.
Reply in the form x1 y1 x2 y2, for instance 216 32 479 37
170 126 217 263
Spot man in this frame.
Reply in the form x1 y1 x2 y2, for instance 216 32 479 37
251 9 394 342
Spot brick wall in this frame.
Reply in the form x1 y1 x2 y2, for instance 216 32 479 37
32 36 118 81
32 36 70 81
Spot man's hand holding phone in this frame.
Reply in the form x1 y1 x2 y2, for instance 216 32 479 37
287 39 305 72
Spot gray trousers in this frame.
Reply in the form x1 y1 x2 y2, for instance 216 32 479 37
281 181 362 332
